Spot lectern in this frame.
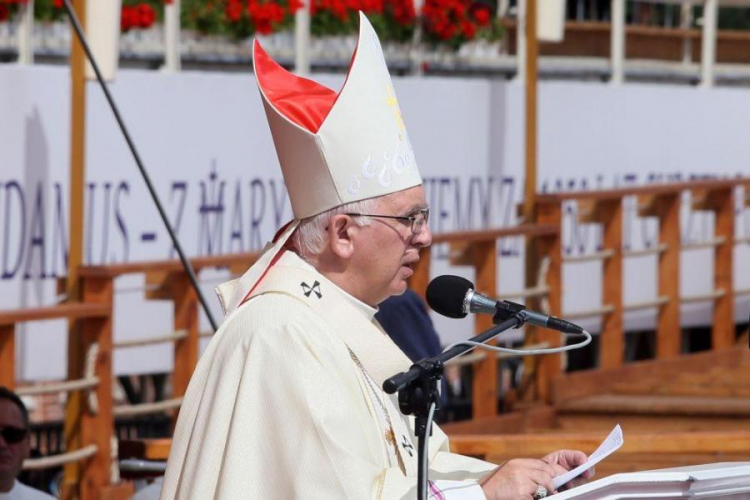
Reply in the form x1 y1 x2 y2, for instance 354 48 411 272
550 462 750 499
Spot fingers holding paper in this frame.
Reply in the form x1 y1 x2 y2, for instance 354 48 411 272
542 449 595 489
479 458 560 500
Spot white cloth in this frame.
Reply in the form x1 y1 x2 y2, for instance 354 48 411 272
0 481 55 500
161 252 496 499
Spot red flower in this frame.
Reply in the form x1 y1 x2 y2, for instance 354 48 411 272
439 24 454 40
461 19 475 38
53 0 63 8
137 3 155 28
226 0 243 21
0 5 8 21
472 6 490 26
120 6 136 31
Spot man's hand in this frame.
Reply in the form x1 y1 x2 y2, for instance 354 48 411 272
479 450 594 499
479 459 562 500
542 449 594 490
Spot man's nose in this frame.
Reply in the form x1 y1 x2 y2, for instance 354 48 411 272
413 224 432 248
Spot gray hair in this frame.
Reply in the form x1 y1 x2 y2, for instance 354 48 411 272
293 198 379 259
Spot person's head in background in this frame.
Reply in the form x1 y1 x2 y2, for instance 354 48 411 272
0 386 30 493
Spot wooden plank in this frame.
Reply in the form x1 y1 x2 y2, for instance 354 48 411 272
78 252 260 278
99 483 135 499
556 413 750 433
0 324 15 389
552 345 748 402
433 225 558 244
0 303 110 326
172 274 199 405
441 406 558 435
558 394 750 416
448 430 750 457
598 200 624 369
62 0 88 495
656 193 681 359
79 276 114 500
77 228 555 280
611 380 750 398
119 438 172 461
710 187 735 349
537 179 736 204
76 228 559 280
534 203 563 403
472 241 498 418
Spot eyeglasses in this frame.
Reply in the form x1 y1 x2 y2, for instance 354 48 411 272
0 426 28 445
346 208 430 234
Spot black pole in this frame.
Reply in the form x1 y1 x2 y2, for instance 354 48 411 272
62 0 219 332
388 314 527 500
417 415 429 500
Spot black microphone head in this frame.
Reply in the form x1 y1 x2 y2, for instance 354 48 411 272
426 275 474 319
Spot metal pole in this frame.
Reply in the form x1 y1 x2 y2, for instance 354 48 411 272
165 0 181 71
295 0 311 74
516 0 527 81
17 0 33 64
700 0 717 87
524 0 538 220
63 0 220 332
680 1 693 66
610 0 625 84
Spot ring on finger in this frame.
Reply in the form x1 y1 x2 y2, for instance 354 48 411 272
533 484 548 499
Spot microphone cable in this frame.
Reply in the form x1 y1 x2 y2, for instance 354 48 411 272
442 330 592 357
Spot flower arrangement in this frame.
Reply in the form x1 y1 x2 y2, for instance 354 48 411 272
422 0 500 49
0 0 25 23
182 0 300 39
310 0 415 43
121 1 158 32
0 0 502 50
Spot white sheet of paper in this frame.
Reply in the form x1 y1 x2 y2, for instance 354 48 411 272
552 424 624 491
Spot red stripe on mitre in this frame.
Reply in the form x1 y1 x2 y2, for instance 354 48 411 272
253 40 337 134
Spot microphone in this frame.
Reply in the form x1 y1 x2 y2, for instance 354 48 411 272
426 275 584 334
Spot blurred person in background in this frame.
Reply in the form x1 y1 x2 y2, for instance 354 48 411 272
0 387 54 500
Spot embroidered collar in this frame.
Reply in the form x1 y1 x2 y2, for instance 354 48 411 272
279 252 379 321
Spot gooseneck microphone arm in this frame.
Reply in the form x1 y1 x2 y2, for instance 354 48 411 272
62 0 219 332
384 274 590 500
382 313 525 395
383 313 529 500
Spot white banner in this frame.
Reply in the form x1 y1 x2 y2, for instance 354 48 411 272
1 66 748 380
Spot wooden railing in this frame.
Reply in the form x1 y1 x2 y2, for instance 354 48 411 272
1 178 748 497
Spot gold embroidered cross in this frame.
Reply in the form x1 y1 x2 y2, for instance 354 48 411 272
386 85 405 131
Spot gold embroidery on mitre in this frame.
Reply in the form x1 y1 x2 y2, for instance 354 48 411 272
386 84 405 131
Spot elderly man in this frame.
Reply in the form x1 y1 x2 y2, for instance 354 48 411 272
0 387 54 499
161 13 590 499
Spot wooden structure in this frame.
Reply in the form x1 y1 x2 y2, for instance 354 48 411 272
505 21 750 65
1 178 749 497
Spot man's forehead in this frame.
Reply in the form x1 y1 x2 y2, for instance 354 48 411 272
0 400 25 427
379 186 427 211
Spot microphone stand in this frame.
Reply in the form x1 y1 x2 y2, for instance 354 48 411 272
62 0 219 332
383 307 529 500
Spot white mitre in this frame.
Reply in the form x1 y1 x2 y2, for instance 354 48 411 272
255 11 422 218
218 12 423 315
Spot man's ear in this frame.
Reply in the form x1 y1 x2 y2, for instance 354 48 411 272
328 214 356 259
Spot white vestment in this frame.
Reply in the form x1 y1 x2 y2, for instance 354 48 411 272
0 480 55 500
160 251 496 499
